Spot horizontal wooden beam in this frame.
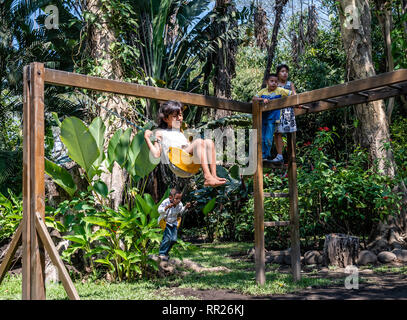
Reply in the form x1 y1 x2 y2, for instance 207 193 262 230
264 69 407 112
264 221 290 227
294 83 407 117
44 68 252 114
264 192 289 198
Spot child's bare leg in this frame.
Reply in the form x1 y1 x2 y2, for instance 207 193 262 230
204 139 226 182
274 133 283 155
184 139 225 187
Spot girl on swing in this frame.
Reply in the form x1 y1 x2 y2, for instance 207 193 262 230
144 100 227 187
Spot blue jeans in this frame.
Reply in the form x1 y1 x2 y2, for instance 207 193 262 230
262 116 276 159
159 224 178 256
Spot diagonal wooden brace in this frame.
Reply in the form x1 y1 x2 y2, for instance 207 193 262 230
34 212 80 300
0 222 23 284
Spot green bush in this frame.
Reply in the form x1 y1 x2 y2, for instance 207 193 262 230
0 190 22 243
231 46 266 102
52 190 195 281
186 165 249 242
390 117 407 181
238 127 402 248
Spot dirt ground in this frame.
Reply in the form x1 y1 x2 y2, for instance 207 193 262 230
166 265 407 300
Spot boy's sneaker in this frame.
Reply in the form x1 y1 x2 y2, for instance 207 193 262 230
270 154 284 163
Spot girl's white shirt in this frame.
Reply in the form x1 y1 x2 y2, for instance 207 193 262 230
156 128 189 164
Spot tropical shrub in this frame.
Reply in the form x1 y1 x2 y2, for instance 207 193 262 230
43 115 187 280
0 190 22 243
238 127 402 248
187 164 249 242
57 191 164 281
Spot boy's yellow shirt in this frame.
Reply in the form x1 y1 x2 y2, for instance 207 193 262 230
256 87 291 121
256 87 291 98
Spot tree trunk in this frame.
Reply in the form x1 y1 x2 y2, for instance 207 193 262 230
262 0 289 87
337 0 407 248
323 234 359 267
212 0 238 119
374 0 395 123
254 5 268 51
85 0 129 210
399 0 407 113
338 0 396 177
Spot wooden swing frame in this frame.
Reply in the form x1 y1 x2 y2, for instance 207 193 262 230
1 62 407 299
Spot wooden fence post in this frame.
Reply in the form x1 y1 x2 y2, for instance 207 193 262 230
22 65 31 300
287 132 301 282
252 99 265 285
22 62 46 299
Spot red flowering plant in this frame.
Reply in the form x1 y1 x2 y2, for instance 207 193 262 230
295 126 401 237
241 125 403 246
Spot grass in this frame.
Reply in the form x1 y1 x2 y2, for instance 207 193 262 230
0 241 337 300
0 274 194 300
155 242 335 296
371 265 407 275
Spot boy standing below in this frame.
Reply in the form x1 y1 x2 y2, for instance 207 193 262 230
158 188 191 261
252 73 292 161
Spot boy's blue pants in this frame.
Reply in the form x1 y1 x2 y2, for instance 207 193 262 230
159 224 178 256
262 117 276 159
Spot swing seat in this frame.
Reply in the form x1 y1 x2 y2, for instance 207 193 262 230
168 147 200 175
159 217 182 231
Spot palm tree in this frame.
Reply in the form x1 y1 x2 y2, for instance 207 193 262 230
0 0 85 193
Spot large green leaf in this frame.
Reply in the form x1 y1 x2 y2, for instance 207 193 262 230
88 117 106 168
114 127 132 167
134 140 160 178
83 216 110 228
60 117 99 174
144 193 159 218
93 180 109 198
44 158 77 197
126 130 145 175
107 129 123 172
203 198 216 215
135 194 153 216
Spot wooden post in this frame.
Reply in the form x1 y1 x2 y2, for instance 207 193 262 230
252 99 265 285
23 62 46 299
22 65 31 299
287 132 301 282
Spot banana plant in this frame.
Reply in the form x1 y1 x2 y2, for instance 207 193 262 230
45 116 158 200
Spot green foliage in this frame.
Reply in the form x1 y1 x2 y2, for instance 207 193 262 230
45 158 77 197
46 116 158 202
392 12 407 69
0 190 23 243
239 127 402 247
0 150 22 195
54 190 193 281
390 117 407 181
231 45 266 102
188 165 249 242
60 116 100 175
297 128 401 237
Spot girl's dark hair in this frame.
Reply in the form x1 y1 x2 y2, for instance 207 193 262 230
157 100 183 129
276 64 290 75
